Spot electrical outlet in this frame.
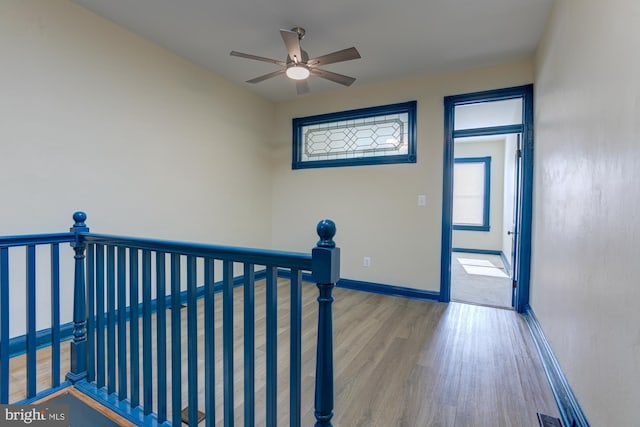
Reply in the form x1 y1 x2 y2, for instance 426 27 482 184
363 256 371 267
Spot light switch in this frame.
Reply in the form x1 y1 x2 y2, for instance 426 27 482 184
418 195 426 206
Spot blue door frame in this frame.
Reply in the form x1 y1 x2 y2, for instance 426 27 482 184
440 84 534 313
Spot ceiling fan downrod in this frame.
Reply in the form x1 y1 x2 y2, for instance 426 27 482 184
290 27 306 40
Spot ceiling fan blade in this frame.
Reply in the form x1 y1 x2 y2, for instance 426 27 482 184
296 80 310 95
307 47 361 67
310 68 356 86
280 29 302 63
230 51 286 67
246 69 285 84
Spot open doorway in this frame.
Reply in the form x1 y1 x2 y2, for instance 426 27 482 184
440 85 533 312
450 133 519 308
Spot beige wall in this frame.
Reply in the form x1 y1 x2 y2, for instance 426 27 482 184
452 138 505 252
1 0 275 332
272 61 533 290
533 0 640 424
0 0 274 242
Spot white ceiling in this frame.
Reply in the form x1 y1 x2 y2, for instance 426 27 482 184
72 0 554 102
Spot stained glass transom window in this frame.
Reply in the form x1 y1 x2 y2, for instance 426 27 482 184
292 101 417 169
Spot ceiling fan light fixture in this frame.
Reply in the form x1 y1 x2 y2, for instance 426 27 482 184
286 65 310 80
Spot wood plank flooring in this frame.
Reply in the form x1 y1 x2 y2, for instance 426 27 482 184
8 280 559 426
328 289 558 427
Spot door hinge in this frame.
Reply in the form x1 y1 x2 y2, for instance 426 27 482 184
516 148 522 158
512 279 517 289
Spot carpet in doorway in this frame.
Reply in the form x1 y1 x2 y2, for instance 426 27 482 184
452 253 512 308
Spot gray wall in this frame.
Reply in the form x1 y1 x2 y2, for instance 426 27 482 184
532 0 640 424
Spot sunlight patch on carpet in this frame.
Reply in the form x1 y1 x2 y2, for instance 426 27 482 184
461 265 509 278
457 258 495 267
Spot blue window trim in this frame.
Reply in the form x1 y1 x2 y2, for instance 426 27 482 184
453 156 491 231
292 101 417 169
454 124 523 139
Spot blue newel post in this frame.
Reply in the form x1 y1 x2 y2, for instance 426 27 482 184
312 220 340 427
66 211 89 383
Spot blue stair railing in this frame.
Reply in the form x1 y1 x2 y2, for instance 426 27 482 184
0 212 339 426
0 230 77 403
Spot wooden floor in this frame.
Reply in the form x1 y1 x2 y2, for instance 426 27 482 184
8 280 559 426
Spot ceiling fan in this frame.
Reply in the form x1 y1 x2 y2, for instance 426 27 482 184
230 27 361 95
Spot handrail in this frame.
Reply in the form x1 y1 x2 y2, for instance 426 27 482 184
0 232 74 247
82 233 313 269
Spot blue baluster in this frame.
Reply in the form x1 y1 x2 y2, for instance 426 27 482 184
204 258 216 427
117 247 127 400
129 249 140 408
86 244 95 383
95 244 106 388
265 266 277 427
66 211 89 384
186 256 198 426
222 260 234 427
243 263 255 427
51 243 61 388
106 245 116 393
155 252 167 422
142 250 152 414
170 254 182 426
290 269 302 427
26 245 36 397
312 220 340 427
0 247 8 403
